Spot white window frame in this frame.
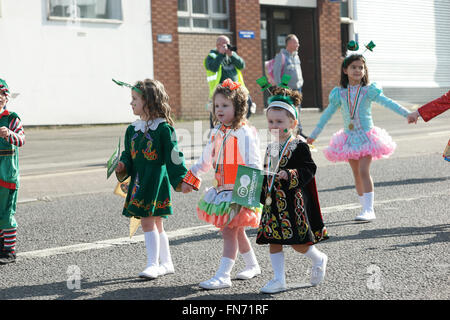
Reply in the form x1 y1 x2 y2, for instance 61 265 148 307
178 0 230 33
47 0 123 24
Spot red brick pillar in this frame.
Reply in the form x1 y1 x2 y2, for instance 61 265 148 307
317 0 342 107
151 0 182 117
230 0 264 113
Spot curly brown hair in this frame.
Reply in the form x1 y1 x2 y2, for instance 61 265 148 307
212 84 249 129
133 79 174 126
270 87 302 108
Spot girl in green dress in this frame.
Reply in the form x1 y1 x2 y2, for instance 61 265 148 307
115 79 189 279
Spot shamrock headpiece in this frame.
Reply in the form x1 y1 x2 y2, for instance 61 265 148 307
112 79 143 95
256 74 298 119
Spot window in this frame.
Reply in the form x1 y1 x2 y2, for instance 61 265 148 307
48 0 122 22
178 0 229 32
340 0 355 56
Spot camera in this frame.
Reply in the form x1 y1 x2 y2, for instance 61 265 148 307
226 44 238 52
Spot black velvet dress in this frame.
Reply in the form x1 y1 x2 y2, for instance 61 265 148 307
256 138 329 245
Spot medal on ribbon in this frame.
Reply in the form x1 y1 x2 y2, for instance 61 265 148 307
265 136 293 206
347 85 362 130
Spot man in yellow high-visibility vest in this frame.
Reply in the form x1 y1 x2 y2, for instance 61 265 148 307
204 35 255 127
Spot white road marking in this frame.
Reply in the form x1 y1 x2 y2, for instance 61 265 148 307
17 191 449 260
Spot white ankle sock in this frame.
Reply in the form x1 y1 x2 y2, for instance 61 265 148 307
270 251 285 282
159 231 172 267
215 257 235 279
144 230 160 267
241 249 259 269
304 245 324 266
363 192 374 212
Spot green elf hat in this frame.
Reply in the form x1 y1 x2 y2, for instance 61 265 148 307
267 94 298 119
112 78 143 95
0 78 10 98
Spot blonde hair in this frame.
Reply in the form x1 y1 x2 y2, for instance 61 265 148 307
212 84 248 129
134 79 174 126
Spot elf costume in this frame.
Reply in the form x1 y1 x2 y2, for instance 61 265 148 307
0 79 25 264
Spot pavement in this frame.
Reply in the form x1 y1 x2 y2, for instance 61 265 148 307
2 101 449 303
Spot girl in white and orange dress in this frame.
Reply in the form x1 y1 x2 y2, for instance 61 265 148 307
307 54 412 221
182 79 262 290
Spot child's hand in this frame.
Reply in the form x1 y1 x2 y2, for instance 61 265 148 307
115 161 126 173
181 182 194 194
277 170 288 180
407 111 419 124
306 137 315 145
0 126 10 139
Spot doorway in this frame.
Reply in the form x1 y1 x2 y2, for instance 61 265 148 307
260 6 321 108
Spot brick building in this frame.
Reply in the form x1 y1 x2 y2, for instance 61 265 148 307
151 0 342 120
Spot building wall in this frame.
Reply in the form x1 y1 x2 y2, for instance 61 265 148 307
151 0 182 117
232 0 264 113
317 0 342 107
179 34 216 119
0 0 153 125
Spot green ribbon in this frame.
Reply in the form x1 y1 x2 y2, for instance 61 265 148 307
112 79 143 95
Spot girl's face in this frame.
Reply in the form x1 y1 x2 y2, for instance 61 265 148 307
267 108 297 141
130 90 148 120
344 59 366 85
0 92 7 110
214 93 235 126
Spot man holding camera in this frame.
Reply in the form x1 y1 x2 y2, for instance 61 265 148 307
204 35 255 127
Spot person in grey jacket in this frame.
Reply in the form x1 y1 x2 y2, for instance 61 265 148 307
273 34 306 138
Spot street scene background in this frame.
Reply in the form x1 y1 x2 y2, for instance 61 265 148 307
1 104 448 301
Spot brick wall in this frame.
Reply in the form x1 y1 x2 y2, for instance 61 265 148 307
179 34 216 119
317 0 342 107
231 0 264 113
151 0 182 117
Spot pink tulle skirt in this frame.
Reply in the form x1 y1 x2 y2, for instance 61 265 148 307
323 126 396 162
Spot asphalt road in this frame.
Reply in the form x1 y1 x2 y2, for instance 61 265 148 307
1 106 449 305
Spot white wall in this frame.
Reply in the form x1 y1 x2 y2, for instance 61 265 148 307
0 0 153 125
355 0 450 103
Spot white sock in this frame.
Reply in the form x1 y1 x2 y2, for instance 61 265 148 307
304 245 324 266
241 249 259 269
159 231 172 267
144 230 160 267
215 257 235 279
363 192 374 212
358 195 364 206
270 251 285 283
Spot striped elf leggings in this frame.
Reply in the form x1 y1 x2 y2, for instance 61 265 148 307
0 228 17 254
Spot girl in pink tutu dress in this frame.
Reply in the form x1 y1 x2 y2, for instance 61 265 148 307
307 54 412 221
182 79 262 290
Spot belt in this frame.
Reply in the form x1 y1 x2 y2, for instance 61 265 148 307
0 149 15 156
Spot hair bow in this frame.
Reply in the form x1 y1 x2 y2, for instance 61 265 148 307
222 78 241 90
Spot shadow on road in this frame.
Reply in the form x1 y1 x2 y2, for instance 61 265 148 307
318 176 449 193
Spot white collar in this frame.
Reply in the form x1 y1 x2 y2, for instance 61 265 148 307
132 118 166 133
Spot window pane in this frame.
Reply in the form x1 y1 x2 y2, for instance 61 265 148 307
212 0 227 14
193 18 209 28
192 0 208 14
340 1 349 18
178 0 188 11
212 19 228 29
49 0 122 20
178 17 190 27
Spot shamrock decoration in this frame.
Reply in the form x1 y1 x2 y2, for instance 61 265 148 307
112 79 143 95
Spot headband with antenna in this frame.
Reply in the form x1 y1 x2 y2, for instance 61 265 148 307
256 74 298 119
